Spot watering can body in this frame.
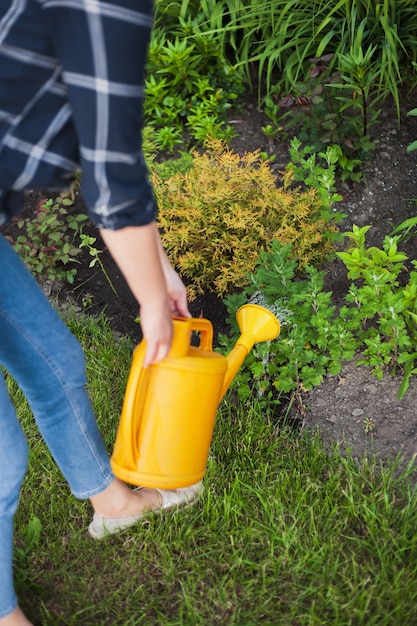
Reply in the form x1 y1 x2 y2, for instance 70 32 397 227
111 305 280 489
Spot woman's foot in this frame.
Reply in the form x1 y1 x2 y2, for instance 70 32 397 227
88 479 203 539
0 607 34 626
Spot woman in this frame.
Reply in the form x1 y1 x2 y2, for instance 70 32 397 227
0 1 202 624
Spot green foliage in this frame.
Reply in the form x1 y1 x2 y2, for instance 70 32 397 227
153 139 341 299
145 19 243 151
12 195 87 285
220 227 417 406
285 138 344 213
329 37 385 136
152 150 194 179
263 40 382 180
79 233 119 297
407 106 417 152
390 214 417 243
14 515 43 594
219 241 359 409
153 1 417 168
155 0 417 103
338 225 417 398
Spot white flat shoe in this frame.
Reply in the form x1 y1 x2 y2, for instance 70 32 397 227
88 481 203 539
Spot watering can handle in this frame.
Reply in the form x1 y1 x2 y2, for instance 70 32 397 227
189 317 214 351
112 340 150 471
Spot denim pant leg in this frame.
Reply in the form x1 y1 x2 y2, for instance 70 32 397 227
0 373 28 618
0 233 114 499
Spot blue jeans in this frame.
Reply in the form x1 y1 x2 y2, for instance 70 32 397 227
0 233 114 618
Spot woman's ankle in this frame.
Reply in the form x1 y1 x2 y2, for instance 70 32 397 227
0 607 33 626
89 478 161 518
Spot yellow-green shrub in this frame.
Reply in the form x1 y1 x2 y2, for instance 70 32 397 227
152 139 339 299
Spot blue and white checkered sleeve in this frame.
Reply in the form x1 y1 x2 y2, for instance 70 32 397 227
38 0 157 230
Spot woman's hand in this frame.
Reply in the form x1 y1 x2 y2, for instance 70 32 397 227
139 299 174 366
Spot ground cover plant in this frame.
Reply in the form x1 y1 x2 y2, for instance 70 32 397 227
10 311 417 625
219 220 417 417
153 138 342 299
144 6 245 151
12 194 87 285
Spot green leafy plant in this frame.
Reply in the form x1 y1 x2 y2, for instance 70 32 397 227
390 214 417 243
151 124 184 153
79 233 119 297
145 20 243 152
219 241 359 410
153 139 342 299
81 291 94 310
337 225 417 398
328 35 385 137
12 195 87 284
263 46 379 181
285 138 344 214
363 416 375 435
151 150 194 179
220 226 417 408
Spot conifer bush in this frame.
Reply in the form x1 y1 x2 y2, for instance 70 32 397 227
152 139 340 299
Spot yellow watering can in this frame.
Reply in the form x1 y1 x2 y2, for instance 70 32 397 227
110 304 280 489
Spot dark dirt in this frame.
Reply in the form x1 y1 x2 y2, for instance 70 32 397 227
303 97 417 479
222 94 417 479
3 93 417 478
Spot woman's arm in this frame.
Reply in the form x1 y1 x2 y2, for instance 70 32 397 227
100 222 189 367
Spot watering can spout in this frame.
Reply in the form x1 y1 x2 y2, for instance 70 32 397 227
220 304 281 401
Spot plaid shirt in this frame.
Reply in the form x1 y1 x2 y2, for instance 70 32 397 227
0 0 157 230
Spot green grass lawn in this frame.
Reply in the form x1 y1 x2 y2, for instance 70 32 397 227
10 312 417 625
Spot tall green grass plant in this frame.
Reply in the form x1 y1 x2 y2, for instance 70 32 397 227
154 0 417 105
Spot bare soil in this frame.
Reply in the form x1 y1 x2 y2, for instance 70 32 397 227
225 94 417 479
4 93 417 478
301 98 417 479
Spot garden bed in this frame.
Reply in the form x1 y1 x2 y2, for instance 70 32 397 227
4 93 417 478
